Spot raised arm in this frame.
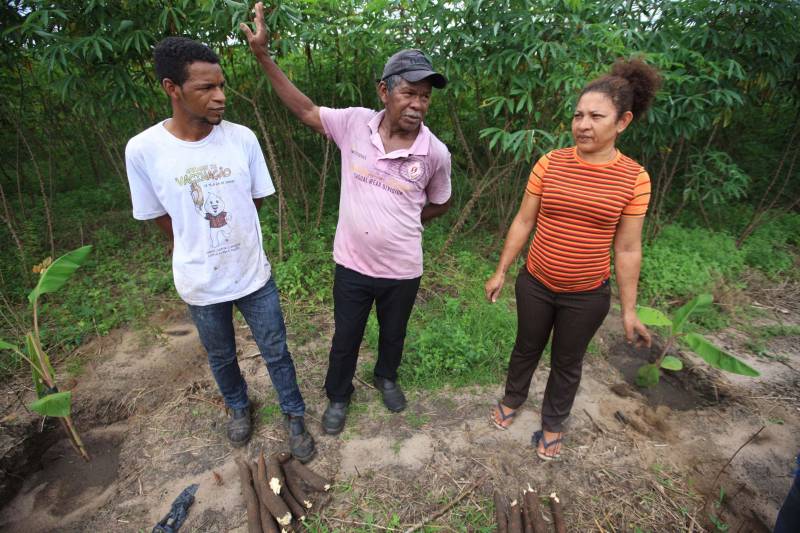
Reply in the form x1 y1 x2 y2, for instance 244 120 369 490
613 216 652 348
240 2 324 134
484 193 541 303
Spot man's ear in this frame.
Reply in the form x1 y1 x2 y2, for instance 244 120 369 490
377 80 389 105
162 78 180 100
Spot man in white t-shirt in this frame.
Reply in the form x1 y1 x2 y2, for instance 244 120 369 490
125 37 315 461
242 4 452 435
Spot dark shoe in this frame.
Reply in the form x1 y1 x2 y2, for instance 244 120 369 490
373 376 407 412
227 407 252 447
286 415 316 463
321 400 349 435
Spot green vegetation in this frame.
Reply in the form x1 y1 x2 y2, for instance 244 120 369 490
636 294 760 388
0 245 93 460
1 0 799 387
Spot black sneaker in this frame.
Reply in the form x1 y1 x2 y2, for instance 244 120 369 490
227 406 252 447
373 376 407 412
286 415 316 463
321 400 349 435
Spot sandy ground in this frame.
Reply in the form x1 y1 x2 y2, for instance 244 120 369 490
0 295 798 532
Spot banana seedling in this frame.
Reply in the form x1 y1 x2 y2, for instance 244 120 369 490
635 294 759 388
0 245 93 461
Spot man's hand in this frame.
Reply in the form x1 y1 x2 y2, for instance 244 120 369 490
622 311 652 348
484 271 505 303
240 2 269 57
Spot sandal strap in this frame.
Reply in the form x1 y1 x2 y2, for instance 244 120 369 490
495 401 517 422
532 429 563 449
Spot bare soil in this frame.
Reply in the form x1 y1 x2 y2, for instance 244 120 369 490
0 294 798 532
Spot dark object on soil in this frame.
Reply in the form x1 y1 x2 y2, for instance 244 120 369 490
286 457 331 492
152 483 199 533
493 489 508 533
235 459 262 533
248 461 279 533
508 497 523 533
549 492 566 533
257 451 293 527
524 488 548 533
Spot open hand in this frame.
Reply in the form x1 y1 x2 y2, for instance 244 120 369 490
239 2 269 56
484 272 505 303
622 312 652 348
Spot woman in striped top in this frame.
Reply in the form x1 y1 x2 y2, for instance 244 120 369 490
485 59 661 460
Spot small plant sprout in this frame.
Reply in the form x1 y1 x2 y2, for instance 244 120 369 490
0 245 93 461
635 294 760 388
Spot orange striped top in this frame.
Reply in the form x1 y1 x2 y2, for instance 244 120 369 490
525 147 650 292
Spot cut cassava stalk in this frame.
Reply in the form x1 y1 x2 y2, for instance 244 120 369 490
235 458 263 533
549 492 566 533
274 451 292 464
286 458 331 492
281 478 307 521
523 486 548 533
508 498 523 533
493 489 509 533
521 494 533 533
283 460 314 509
257 451 293 527
248 461 280 533
267 453 286 496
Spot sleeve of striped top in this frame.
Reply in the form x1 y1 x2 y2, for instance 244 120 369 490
621 169 651 217
525 152 551 197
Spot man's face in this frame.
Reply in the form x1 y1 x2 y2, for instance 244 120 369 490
379 78 433 134
166 61 226 126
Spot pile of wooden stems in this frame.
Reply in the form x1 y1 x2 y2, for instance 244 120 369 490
235 450 331 533
494 485 567 533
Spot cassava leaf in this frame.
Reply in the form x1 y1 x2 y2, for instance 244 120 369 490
29 391 72 418
636 306 673 327
28 245 92 303
683 333 760 377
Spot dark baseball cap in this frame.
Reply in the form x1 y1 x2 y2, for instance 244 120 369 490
380 49 447 89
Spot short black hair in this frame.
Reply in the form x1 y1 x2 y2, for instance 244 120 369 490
153 37 220 86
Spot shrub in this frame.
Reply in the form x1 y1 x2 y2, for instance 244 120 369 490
640 225 745 304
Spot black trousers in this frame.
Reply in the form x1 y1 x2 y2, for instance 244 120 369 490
324 265 421 402
502 268 610 432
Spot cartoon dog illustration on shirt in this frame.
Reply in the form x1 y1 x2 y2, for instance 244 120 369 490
203 193 233 248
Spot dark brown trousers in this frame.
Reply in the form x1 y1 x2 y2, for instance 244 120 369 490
502 268 610 432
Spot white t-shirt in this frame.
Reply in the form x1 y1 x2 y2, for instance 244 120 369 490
125 120 275 306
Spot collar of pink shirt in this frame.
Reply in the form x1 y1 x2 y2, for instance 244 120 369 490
367 109 432 160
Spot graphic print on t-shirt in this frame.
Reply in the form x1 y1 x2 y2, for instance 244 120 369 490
183 166 240 255
352 155 428 197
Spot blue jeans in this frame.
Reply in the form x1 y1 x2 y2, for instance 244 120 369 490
187 278 305 416
775 455 800 533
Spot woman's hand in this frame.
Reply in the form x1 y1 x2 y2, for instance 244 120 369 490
485 271 505 303
622 311 651 348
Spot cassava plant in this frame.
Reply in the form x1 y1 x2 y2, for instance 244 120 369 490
635 294 759 387
0 245 92 461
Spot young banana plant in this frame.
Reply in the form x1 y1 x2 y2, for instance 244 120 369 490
635 294 759 388
0 245 93 461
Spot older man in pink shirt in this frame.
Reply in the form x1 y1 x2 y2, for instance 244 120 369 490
242 4 452 435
